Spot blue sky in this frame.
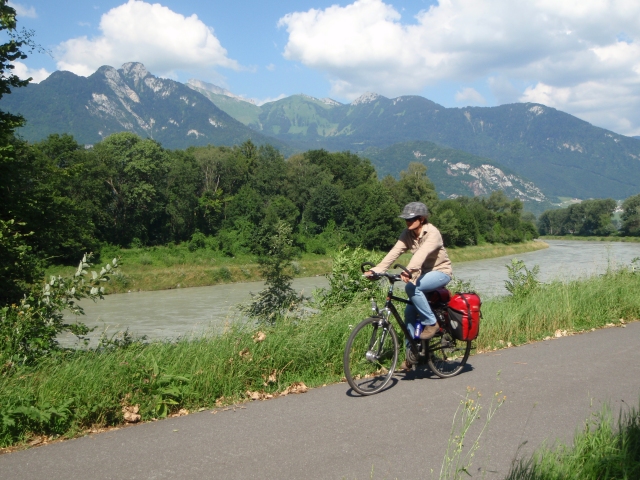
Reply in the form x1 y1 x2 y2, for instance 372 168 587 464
7 0 640 136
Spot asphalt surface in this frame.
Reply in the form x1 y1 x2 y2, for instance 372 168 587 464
2 322 639 479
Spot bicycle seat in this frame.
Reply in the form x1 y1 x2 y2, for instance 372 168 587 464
427 288 451 306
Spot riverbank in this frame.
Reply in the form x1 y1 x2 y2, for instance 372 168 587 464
45 241 548 294
2 261 638 451
541 235 640 243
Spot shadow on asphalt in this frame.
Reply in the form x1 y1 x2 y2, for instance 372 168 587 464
399 361 474 381
344 363 475 396
345 377 400 397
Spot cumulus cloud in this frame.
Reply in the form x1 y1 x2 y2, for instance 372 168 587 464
279 0 640 134
253 94 287 106
56 0 239 77
455 87 486 105
8 2 37 18
12 61 50 83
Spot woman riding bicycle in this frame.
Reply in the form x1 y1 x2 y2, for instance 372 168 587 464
365 202 452 364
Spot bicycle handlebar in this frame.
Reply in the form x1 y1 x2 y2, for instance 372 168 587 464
360 262 409 283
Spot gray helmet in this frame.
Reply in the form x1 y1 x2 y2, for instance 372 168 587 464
398 202 428 219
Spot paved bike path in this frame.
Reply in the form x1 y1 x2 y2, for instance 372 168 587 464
2 322 639 479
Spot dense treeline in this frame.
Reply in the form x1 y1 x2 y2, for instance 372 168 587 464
1 131 539 301
537 195 640 237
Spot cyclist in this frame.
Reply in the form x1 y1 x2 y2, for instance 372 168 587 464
365 202 452 368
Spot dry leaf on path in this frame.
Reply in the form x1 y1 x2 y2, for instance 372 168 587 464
281 382 308 396
246 390 274 401
122 404 141 423
170 408 189 418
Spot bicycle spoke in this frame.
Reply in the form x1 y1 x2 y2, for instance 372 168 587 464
343 317 399 395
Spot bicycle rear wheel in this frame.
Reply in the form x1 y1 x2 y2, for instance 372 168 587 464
343 317 399 395
427 332 471 378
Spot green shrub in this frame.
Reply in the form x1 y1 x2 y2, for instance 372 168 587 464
504 258 540 298
314 247 384 308
0 254 119 367
188 230 206 252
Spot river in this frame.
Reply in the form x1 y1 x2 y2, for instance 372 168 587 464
60 240 640 345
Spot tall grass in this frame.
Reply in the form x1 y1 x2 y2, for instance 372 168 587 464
505 401 640 479
2 264 639 449
477 266 640 351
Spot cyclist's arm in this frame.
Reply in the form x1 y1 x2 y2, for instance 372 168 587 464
369 236 409 274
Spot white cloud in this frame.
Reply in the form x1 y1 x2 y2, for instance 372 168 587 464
455 87 486 105
56 0 239 77
12 61 50 83
253 94 287 106
8 1 37 18
279 0 640 134
266 63 276 72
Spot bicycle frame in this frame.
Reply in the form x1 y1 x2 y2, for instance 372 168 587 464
372 278 424 360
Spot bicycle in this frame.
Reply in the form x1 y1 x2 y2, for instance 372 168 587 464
343 262 473 396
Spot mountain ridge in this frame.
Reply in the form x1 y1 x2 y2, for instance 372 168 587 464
1 62 289 152
3 63 640 202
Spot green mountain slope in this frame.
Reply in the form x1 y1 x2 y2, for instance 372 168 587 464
363 141 554 214
237 92 640 200
0 63 288 151
186 79 262 129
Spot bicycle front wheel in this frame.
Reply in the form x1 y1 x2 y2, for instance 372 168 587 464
427 332 471 378
343 317 399 396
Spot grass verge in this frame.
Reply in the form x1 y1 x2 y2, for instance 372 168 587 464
505 400 640 479
44 241 548 294
5 254 636 452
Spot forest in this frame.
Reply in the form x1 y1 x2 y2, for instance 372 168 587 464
1 131 540 302
537 195 640 237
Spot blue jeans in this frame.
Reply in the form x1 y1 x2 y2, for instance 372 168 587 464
404 271 451 341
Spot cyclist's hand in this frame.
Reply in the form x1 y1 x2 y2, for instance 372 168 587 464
363 270 378 280
400 272 411 283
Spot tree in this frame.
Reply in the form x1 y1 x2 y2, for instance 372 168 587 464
303 182 345 233
0 219 40 305
93 132 170 245
621 193 640 236
393 162 439 210
0 0 30 146
239 222 303 324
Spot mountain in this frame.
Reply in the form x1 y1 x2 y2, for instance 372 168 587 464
0 63 288 151
236 93 640 200
4 63 640 201
364 141 552 214
186 79 262 130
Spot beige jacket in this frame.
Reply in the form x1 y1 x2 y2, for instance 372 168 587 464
371 223 452 279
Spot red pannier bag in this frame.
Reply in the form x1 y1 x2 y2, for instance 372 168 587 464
447 292 481 341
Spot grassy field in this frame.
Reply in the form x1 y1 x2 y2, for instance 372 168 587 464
2 260 638 451
505 401 640 479
541 235 640 243
45 241 548 294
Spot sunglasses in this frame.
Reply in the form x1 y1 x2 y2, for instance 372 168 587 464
405 216 421 222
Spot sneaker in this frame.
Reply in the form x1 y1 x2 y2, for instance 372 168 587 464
419 323 439 340
399 360 413 371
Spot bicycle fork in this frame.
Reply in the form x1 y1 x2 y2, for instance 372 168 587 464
371 297 423 363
